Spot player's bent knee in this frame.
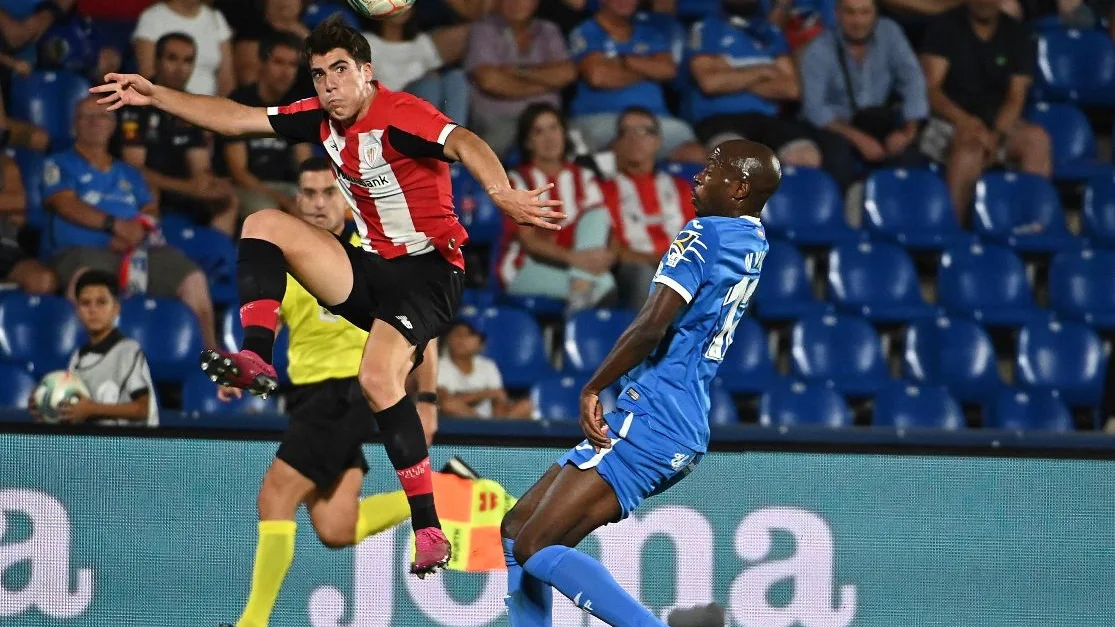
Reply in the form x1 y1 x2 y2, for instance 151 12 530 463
314 524 355 550
511 522 560 566
500 505 527 541
241 208 289 242
358 365 404 411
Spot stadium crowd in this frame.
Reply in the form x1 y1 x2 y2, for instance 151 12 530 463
1 0 1114 434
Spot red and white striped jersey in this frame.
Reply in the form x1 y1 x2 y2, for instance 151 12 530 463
496 162 605 286
602 171 695 257
266 83 469 270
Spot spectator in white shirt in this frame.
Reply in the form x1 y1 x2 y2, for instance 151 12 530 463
363 6 468 124
438 320 534 419
132 0 235 96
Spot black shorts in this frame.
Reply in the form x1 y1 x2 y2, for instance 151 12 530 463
276 378 374 491
324 242 464 363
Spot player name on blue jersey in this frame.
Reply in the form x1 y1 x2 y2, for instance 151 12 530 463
616 215 768 453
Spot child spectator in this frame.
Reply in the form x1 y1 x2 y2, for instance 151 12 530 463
438 319 534 419
38 269 158 426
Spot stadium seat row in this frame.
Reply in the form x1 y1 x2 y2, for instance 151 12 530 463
759 239 1115 328
0 293 289 383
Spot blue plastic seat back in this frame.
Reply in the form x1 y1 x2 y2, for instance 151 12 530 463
760 379 853 427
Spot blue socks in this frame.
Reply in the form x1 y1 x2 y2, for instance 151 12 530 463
522 545 666 627
504 539 552 627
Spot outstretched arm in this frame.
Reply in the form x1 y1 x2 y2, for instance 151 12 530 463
91 74 274 137
443 126 566 231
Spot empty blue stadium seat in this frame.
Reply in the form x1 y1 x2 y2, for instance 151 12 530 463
903 316 1001 405
790 311 888 395
460 305 553 388
872 381 964 430
460 288 498 308
1049 248 1115 329
9 71 90 150
1034 29 1115 105
0 363 35 409
530 375 582 421
1028 102 1111 180
760 379 853 427
754 240 825 320
827 240 936 322
220 308 291 384
0 293 82 373
760 167 855 244
118 297 202 384
661 161 702 182
1082 175 1115 247
938 243 1041 326
452 165 502 246
500 294 567 317
1016 319 1105 408
972 172 1077 252
176 372 284 429
714 316 776 394
709 378 741 425
986 388 1074 432
564 308 636 373
864 168 968 250
161 224 237 306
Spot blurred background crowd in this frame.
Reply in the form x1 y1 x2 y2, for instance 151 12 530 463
1 0 1115 437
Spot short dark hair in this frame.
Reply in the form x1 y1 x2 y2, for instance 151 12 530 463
616 106 660 133
304 14 371 67
155 32 196 60
259 30 305 62
297 156 332 177
75 270 119 299
515 102 570 162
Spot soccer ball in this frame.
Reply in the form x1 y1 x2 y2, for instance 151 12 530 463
32 370 90 424
346 0 416 19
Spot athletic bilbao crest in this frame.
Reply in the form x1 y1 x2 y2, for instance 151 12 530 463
364 141 382 166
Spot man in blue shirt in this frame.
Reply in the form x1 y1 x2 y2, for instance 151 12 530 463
501 138 779 627
569 0 706 163
44 95 218 348
687 0 846 182
799 0 927 166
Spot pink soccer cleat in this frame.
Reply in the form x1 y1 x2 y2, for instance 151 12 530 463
411 527 452 578
198 348 278 398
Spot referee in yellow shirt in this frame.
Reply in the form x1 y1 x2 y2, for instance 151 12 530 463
221 157 443 627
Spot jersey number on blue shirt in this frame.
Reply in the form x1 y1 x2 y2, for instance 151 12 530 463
705 250 765 361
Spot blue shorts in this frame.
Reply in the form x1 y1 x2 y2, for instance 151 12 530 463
556 409 702 519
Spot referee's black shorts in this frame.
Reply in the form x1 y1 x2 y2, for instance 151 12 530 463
324 241 464 367
276 378 374 491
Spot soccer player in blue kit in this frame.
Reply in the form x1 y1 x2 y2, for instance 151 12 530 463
500 139 780 627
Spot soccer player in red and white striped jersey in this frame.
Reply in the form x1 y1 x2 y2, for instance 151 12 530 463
92 16 564 578
603 107 696 310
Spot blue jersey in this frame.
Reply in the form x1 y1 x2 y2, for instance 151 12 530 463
684 16 790 121
616 216 768 452
569 16 672 117
42 149 151 250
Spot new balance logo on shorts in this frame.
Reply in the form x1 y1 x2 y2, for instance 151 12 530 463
670 453 691 470
396 315 413 330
